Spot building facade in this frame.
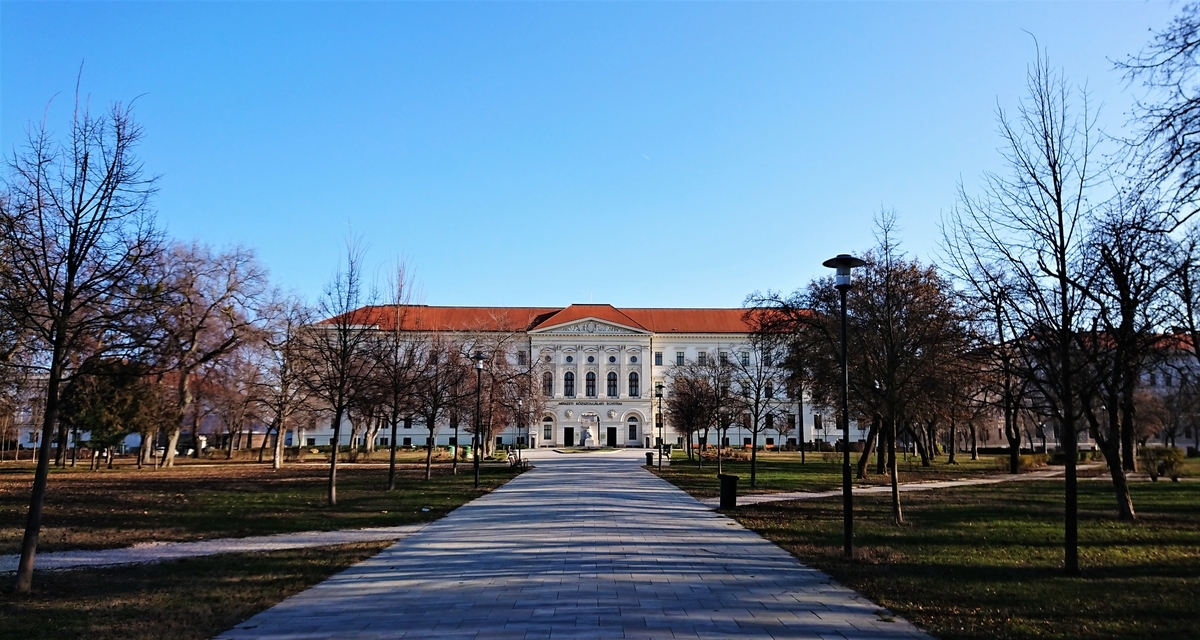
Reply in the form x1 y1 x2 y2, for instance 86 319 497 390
306 303 815 450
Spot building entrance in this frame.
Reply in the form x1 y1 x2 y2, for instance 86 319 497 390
564 427 575 447
606 427 617 447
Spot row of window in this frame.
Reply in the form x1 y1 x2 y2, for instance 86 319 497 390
653 351 755 366
543 371 640 398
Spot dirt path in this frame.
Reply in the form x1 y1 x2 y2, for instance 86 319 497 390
0 524 427 573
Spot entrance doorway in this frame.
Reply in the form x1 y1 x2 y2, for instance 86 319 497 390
564 427 575 447
606 427 617 447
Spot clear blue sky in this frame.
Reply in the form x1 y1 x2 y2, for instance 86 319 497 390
0 1 1178 309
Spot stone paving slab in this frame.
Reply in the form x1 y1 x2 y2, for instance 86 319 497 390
0 525 427 573
219 449 929 639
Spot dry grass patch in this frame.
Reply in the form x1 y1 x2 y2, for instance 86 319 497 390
0 461 522 554
0 541 391 640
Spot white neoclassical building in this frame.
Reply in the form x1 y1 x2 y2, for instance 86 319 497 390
305 303 815 450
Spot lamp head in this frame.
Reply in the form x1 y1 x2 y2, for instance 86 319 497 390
655 382 664 398
822 254 866 289
472 351 486 370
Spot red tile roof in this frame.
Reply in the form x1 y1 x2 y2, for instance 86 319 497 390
326 306 559 332
323 304 757 334
533 305 649 332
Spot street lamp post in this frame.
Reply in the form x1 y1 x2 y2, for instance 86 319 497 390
517 398 523 465
823 253 865 560
472 351 486 489
655 382 665 470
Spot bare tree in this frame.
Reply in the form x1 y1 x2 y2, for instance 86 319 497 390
412 335 468 480
0 93 163 592
1123 3 1200 225
255 295 312 470
757 214 972 523
728 316 789 489
666 361 716 466
947 48 1098 574
299 241 378 505
152 241 269 467
373 268 423 490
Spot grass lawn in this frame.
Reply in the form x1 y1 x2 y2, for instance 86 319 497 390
0 460 523 554
664 461 1200 640
656 449 1013 497
0 541 392 639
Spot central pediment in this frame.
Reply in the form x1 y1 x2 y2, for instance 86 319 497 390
531 318 650 335
528 304 651 335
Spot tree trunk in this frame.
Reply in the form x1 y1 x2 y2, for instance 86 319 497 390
258 426 271 463
857 414 880 480
388 416 400 491
297 426 307 462
888 418 903 525
948 419 957 464
14 343 65 593
749 427 759 489
912 423 931 467
272 426 285 470
424 424 434 480
328 410 343 506
876 423 887 476
971 422 978 460
1120 379 1138 473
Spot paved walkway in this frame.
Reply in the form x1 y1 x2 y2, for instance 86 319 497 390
220 449 928 640
704 465 1086 508
0 525 427 574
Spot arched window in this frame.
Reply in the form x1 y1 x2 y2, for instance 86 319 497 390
607 372 618 397
542 371 553 396
628 372 640 397
564 372 575 398
585 372 597 397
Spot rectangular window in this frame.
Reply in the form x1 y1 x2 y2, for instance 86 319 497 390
719 351 728 365
449 437 457 446
743 437 752 447
766 437 775 446
496 436 503 446
379 437 389 446
403 437 412 447
544 424 552 440
629 424 637 440
517 350 528 366
403 417 412 429
654 352 663 366
698 352 707 365
676 352 685 366
306 438 316 446
740 352 750 366
788 414 797 432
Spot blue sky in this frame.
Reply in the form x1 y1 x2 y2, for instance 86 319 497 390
0 1 1179 308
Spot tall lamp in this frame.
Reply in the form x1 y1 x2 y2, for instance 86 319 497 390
471 351 486 489
655 382 665 470
823 253 865 559
516 398 524 465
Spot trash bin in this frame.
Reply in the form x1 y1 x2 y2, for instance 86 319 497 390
718 474 738 509
646 452 655 466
